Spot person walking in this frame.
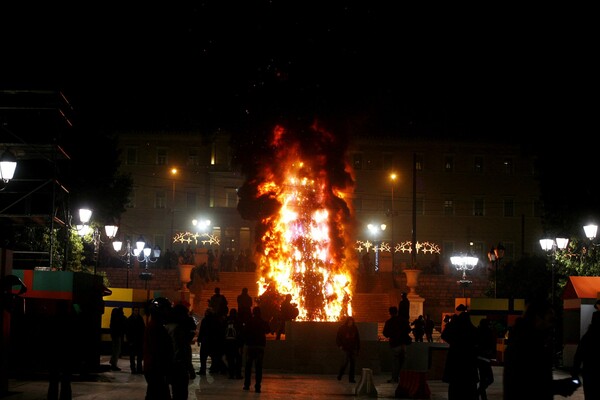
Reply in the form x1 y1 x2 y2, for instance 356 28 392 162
336 316 360 383
572 312 600 399
503 298 579 400
475 318 496 400
125 306 145 374
441 304 479 400
242 306 271 393
109 306 127 371
143 297 174 400
382 306 412 383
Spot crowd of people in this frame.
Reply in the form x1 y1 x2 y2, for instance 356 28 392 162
97 286 595 400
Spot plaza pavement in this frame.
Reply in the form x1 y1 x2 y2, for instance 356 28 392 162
3 348 585 400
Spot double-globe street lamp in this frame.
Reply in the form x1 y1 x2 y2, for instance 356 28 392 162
111 236 161 289
450 253 479 297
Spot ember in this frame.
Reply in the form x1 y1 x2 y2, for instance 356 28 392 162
247 123 356 321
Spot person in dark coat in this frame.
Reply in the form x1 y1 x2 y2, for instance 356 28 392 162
441 304 479 400
424 314 435 343
197 307 223 375
109 306 127 371
242 306 271 393
503 298 579 400
224 308 244 379
126 306 145 374
382 306 412 383
237 287 253 326
208 287 229 319
475 318 497 400
572 311 600 399
336 316 360 383
398 292 410 321
165 303 193 400
143 297 173 400
47 300 78 400
275 294 299 340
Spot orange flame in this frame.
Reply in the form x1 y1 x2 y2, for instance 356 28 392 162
255 124 355 321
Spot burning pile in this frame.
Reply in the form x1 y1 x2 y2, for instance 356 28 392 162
244 124 356 321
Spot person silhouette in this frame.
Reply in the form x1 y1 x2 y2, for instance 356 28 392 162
336 316 360 383
476 318 497 400
47 300 78 400
398 292 410 321
441 304 478 400
242 306 271 393
504 298 580 400
382 306 412 383
571 311 600 399
125 306 145 374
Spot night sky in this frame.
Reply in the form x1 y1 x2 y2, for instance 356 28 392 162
2 3 596 141
1 3 599 227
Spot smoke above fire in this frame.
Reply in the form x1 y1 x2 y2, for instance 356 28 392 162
237 122 356 321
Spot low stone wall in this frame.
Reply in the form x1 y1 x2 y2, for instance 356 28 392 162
263 322 449 376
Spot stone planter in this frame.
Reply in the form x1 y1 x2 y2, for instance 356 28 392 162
178 264 194 291
403 269 421 295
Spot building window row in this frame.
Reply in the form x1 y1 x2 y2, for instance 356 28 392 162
352 152 515 175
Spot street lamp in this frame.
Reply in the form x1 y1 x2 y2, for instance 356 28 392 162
0 148 17 190
367 223 386 272
487 243 506 298
539 236 569 305
583 223 598 241
192 218 211 232
450 254 479 297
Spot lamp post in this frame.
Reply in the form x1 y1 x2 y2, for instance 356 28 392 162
133 236 161 289
170 167 178 250
76 208 118 274
487 243 506 298
450 254 479 297
367 223 386 272
112 238 132 288
389 172 397 272
539 236 569 305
